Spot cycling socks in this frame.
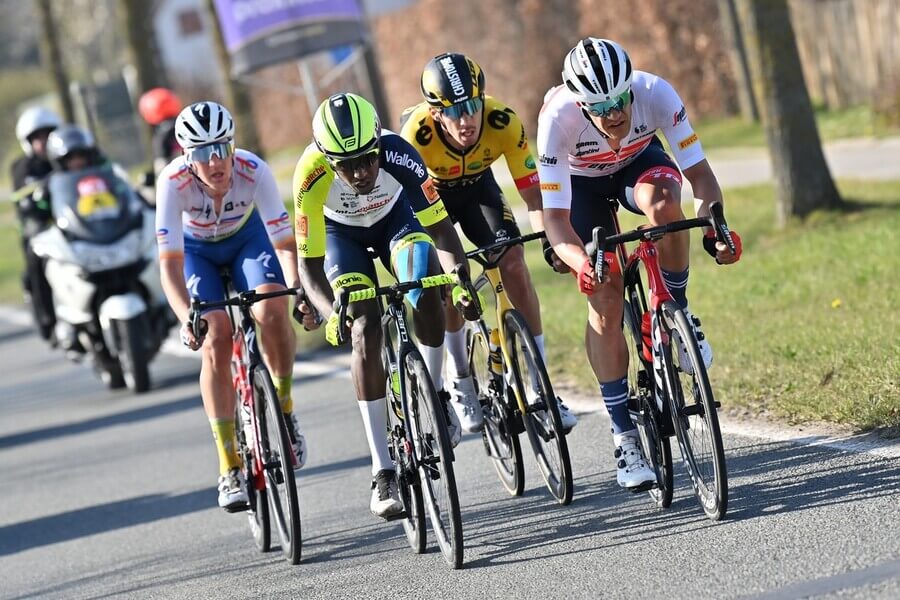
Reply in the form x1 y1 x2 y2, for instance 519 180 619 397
272 374 293 413
599 377 634 435
358 399 394 475
661 267 689 309
418 342 445 392
209 418 241 475
443 327 468 378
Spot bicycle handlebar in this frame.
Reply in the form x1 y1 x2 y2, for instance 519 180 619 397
465 231 546 268
187 286 315 338
584 201 735 282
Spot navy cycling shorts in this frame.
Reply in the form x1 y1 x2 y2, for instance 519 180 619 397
569 139 682 243
183 210 286 305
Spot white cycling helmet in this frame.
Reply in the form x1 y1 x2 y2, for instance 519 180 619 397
174 101 235 149
562 38 633 103
15 106 62 156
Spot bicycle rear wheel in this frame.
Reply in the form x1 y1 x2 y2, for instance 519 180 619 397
386 368 427 553
468 324 524 497
236 399 270 552
660 301 728 520
405 348 463 569
623 299 673 508
504 310 573 505
254 367 302 563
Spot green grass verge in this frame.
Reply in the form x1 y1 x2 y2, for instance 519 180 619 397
522 180 899 432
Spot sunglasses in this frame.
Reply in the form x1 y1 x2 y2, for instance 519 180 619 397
186 140 235 163
441 97 484 120
581 90 632 118
330 149 380 172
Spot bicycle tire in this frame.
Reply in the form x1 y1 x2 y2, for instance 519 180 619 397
385 365 427 553
405 348 463 569
623 298 673 509
235 398 270 552
254 366 302 563
468 324 524 497
660 301 728 520
504 310 573 505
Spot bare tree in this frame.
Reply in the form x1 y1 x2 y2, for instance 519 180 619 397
716 0 758 121
35 0 75 121
736 0 842 225
119 0 168 92
203 0 261 155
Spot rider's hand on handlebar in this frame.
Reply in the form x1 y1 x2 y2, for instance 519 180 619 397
574 258 596 295
180 320 205 351
293 293 322 331
703 230 743 265
542 239 569 274
451 284 482 321
325 312 352 346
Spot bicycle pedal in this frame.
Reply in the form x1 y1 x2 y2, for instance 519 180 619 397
383 509 409 522
628 481 657 494
223 501 251 513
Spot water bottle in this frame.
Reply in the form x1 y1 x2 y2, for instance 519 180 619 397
488 328 503 375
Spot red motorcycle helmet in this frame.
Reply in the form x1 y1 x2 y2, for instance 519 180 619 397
138 88 183 126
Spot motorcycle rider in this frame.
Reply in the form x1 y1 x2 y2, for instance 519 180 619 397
10 107 61 341
138 87 183 177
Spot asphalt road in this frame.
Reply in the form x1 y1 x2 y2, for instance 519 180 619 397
1 314 898 599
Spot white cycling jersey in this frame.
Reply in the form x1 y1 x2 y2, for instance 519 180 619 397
155 149 293 257
537 71 706 210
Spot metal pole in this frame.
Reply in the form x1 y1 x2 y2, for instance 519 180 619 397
297 60 320 115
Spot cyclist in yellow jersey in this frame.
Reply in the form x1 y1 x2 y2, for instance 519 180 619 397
400 53 576 433
293 93 479 519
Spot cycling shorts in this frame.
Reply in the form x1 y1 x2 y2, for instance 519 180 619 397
324 192 434 291
183 210 286 307
569 139 682 243
438 169 521 248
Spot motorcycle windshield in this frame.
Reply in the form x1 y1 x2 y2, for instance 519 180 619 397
48 165 142 243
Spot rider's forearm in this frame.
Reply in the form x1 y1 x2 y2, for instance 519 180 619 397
160 257 191 322
544 208 587 272
520 185 546 233
275 245 300 288
297 257 334 318
684 160 724 223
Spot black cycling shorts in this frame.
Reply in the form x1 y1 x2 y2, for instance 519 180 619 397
437 169 522 248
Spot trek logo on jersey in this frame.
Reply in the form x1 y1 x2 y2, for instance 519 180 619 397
299 165 326 192
540 182 561 191
539 154 557 166
673 105 687 126
385 150 426 178
440 56 465 98
421 178 440 204
678 133 699 150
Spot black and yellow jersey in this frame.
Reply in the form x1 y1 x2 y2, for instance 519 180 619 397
399 95 540 192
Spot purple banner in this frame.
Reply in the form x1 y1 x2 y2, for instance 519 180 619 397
213 0 365 76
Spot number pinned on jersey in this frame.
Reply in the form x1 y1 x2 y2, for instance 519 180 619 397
421 178 440 204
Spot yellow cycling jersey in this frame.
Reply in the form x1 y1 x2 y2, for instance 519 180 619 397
399 96 540 192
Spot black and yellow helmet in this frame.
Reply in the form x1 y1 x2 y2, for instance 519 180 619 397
420 53 485 108
312 93 381 160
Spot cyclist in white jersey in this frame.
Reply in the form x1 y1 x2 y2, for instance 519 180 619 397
156 101 311 512
538 38 743 490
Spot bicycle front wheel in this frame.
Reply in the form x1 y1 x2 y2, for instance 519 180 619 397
504 310 573 505
254 367 302 563
660 301 728 520
386 372 426 553
468 324 524 496
235 398 270 552
405 348 463 569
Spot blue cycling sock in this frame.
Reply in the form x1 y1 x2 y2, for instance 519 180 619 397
661 267 689 309
600 377 632 435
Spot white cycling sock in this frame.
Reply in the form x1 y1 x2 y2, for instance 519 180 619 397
444 326 468 378
357 399 393 475
417 342 445 392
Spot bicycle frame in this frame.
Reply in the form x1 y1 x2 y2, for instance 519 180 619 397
229 302 268 489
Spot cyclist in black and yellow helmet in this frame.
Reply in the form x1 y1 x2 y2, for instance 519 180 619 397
293 92 480 519
400 52 577 434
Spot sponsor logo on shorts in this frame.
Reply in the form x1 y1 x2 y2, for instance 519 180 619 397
540 182 561 191
678 133 699 150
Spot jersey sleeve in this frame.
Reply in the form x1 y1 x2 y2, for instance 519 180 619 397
154 164 185 258
652 77 706 170
499 108 540 191
292 146 332 258
380 133 448 227
251 158 293 251
536 98 575 210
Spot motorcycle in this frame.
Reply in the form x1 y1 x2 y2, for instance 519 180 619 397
29 164 174 393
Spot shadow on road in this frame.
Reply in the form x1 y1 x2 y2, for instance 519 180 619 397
0 326 35 344
0 393 201 450
0 489 212 556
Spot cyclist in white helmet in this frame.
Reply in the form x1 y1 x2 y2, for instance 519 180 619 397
156 101 311 511
538 38 743 489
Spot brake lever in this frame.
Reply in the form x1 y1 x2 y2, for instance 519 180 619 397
335 287 351 345
293 288 324 331
709 201 737 255
586 226 608 283
189 299 208 339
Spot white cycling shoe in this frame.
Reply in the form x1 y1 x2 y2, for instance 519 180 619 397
675 308 713 375
613 431 656 490
370 469 404 519
218 468 249 512
438 389 462 447
448 374 484 433
284 412 307 470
